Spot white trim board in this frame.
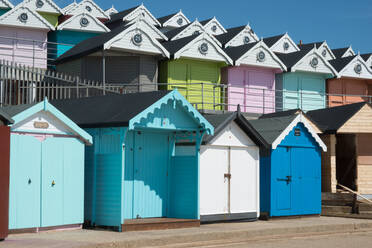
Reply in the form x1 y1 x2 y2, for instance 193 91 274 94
22 0 62 15
342 46 355 58
119 4 160 26
202 17 227 35
162 10 190 28
170 20 205 41
57 12 110 33
104 6 118 17
225 24 259 48
65 0 109 19
338 55 372 79
269 33 300 54
62 1 77 14
126 15 168 41
0 0 14 9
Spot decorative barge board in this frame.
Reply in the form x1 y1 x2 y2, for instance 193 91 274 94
51 90 214 232
0 99 92 233
105 4 160 30
249 112 326 217
157 10 190 33
298 41 336 61
223 40 287 113
263 33 300 54
104 5 118 17
22 0 62 27
0 0 13 16
61 1 77 14
327 55 372 107
332 46 355 59
307 102 372 198
215 24 259 48
62 0 109 24
164 20 207 41
200 110 268 222
0 111 13 240
275 47 339 111
48 12 110 58
160 32 233 111
55 17 169 92
0 5 55 68
199 17 227 36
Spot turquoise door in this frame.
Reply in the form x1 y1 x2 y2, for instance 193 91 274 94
9 135 41 229
273 147 292 213
301 78 325 111
133 131 169 219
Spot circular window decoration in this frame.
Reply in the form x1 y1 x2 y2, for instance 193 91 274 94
132 33 143 46
354 64 362 74
257 51 266 62
85 6 92 12
19 13 28 23
322 49 327 57
243 36 250 44
310 57 319 68
283 42 290 51
177 18 183 26
36 0 44 8
199 43 209 54
211 25 217 32
193 30 200 36
80 17 89 27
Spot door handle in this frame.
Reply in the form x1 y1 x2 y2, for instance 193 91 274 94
52 180 56 187
28 178 32 184
277 176 292 184
224 173 231 179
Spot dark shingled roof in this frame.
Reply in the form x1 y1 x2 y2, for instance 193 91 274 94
224 42 257 61
157 12 178 25
105 5 140 25
163 22 194 39
259 109 302 119
361 53 372 62
1 103 37 118
248 114 298 145
215 25 246 45
161 34 198 55
275 49 311 70
332 47 350 58
262 34 285 48
54 24 132 64
0 108 14 125
202 111 269 148
199 18 213 26
49 91 170 128
298 42 324 51
328 55 356 72
306 102 367 133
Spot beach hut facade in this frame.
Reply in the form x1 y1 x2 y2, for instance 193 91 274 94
157 10 190 33
199 17 226 36
22 0 62 27
263 33 300 54
215 24 259 48
51 90 214 231
62 0 109 23
249 112 326 217
1 99 92 232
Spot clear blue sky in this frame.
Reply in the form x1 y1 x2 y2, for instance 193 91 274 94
17 0 372 53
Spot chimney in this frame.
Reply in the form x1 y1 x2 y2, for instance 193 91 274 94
299 40 303 45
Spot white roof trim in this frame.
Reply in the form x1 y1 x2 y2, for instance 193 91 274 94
65 0 109 19
0 0 14 9
22 0 62 14
126 15 168 41
0 5 55 30
57 12 110 32
235 39 287 71
162 10 190 27
272 113 327 152
171 20 212 42
202 16 227 33
339 55 372 79
104 5 118 16
225 23 259 47
103 22 170 58
173 32 233 64
122 4 161 26
291 48 339 77
342 46 356 58
271 33 300 51
62 1 77 14
320 41 336 60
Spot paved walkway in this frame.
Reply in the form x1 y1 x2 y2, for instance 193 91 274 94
2 217 372 248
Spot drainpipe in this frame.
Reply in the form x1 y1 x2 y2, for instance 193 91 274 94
102 49 106 95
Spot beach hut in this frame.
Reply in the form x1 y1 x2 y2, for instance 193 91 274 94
332 46 355 59
51 90 214 231
159 32 232 110
327 55 372 107
248 112 326 217
22 0 62 27
307 102 372 198
275 47 339 111
215 24 259 48
0 0 13 16
1 99 92 233
200 109 268 222
223 40 287 113
298 41 336 61
0 4 55 68
62 0 109 24
157 10 190 33
0 111 13 240
163 20 206 41
199 17 226 36
263 33 300 54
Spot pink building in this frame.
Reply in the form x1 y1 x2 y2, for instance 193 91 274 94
223 40 286 113
0 5 54 68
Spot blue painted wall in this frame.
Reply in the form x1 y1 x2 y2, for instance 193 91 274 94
260 123 322 217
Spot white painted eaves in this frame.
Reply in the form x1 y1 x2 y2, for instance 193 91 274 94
57 12 110 33
22 0 62 14
162 10 190 27
65 0 109 19
271 33 300 52
126 15 168 41
338 55 372 79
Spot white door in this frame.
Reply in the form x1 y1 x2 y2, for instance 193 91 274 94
200 146 229 215
230 147 259 214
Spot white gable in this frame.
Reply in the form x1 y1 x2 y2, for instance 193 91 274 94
339 55 372 79
292 48 338 76
209 121 257 147
364 55 372 69
171 20 205 41
127 16 168 40
235 41 286 71
66 0 108 19
162 10 190 28
270 33 300 54
342 47 355 58
62 1 77 14
225 24 259 48
121 4 160 26
57 12 109 33
23 0 62 15
104 6 117 17
104 24 169 58
174 33 232 64
0 5 54 30
0 0 13 9
202 17 226 36
317 42 336 60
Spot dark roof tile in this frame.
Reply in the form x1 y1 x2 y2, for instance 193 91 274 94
262 34 285 48
328 55 356 72
224 42 257 61
215 25 246 45
332 47 349 58
157 12 178 25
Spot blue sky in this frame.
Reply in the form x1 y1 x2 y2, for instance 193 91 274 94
15 0 372 53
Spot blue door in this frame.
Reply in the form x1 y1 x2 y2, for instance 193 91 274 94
133 131 169 219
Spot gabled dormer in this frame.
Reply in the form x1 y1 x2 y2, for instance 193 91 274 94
0 0 13 15
104 5 117 17
329 55 372 79
126 15 168 41
298 41 336 61
0 4 54 30
22 0 62 27
65 0 109 20
332 46 355 58
57 12 110 33
361 53 372 69
263 33 300 54
200 17 226 35
158 10 190 29
216 24 259 48
62 1 77 14
164 19 206 41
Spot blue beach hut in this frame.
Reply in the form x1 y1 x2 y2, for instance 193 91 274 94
248 111 326 217
51 90 214 231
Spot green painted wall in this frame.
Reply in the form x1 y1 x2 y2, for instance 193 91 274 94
39 12 59 27
159 59 226 110
0 8 10 16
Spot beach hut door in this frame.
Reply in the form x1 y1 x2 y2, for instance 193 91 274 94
276 147 292 210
